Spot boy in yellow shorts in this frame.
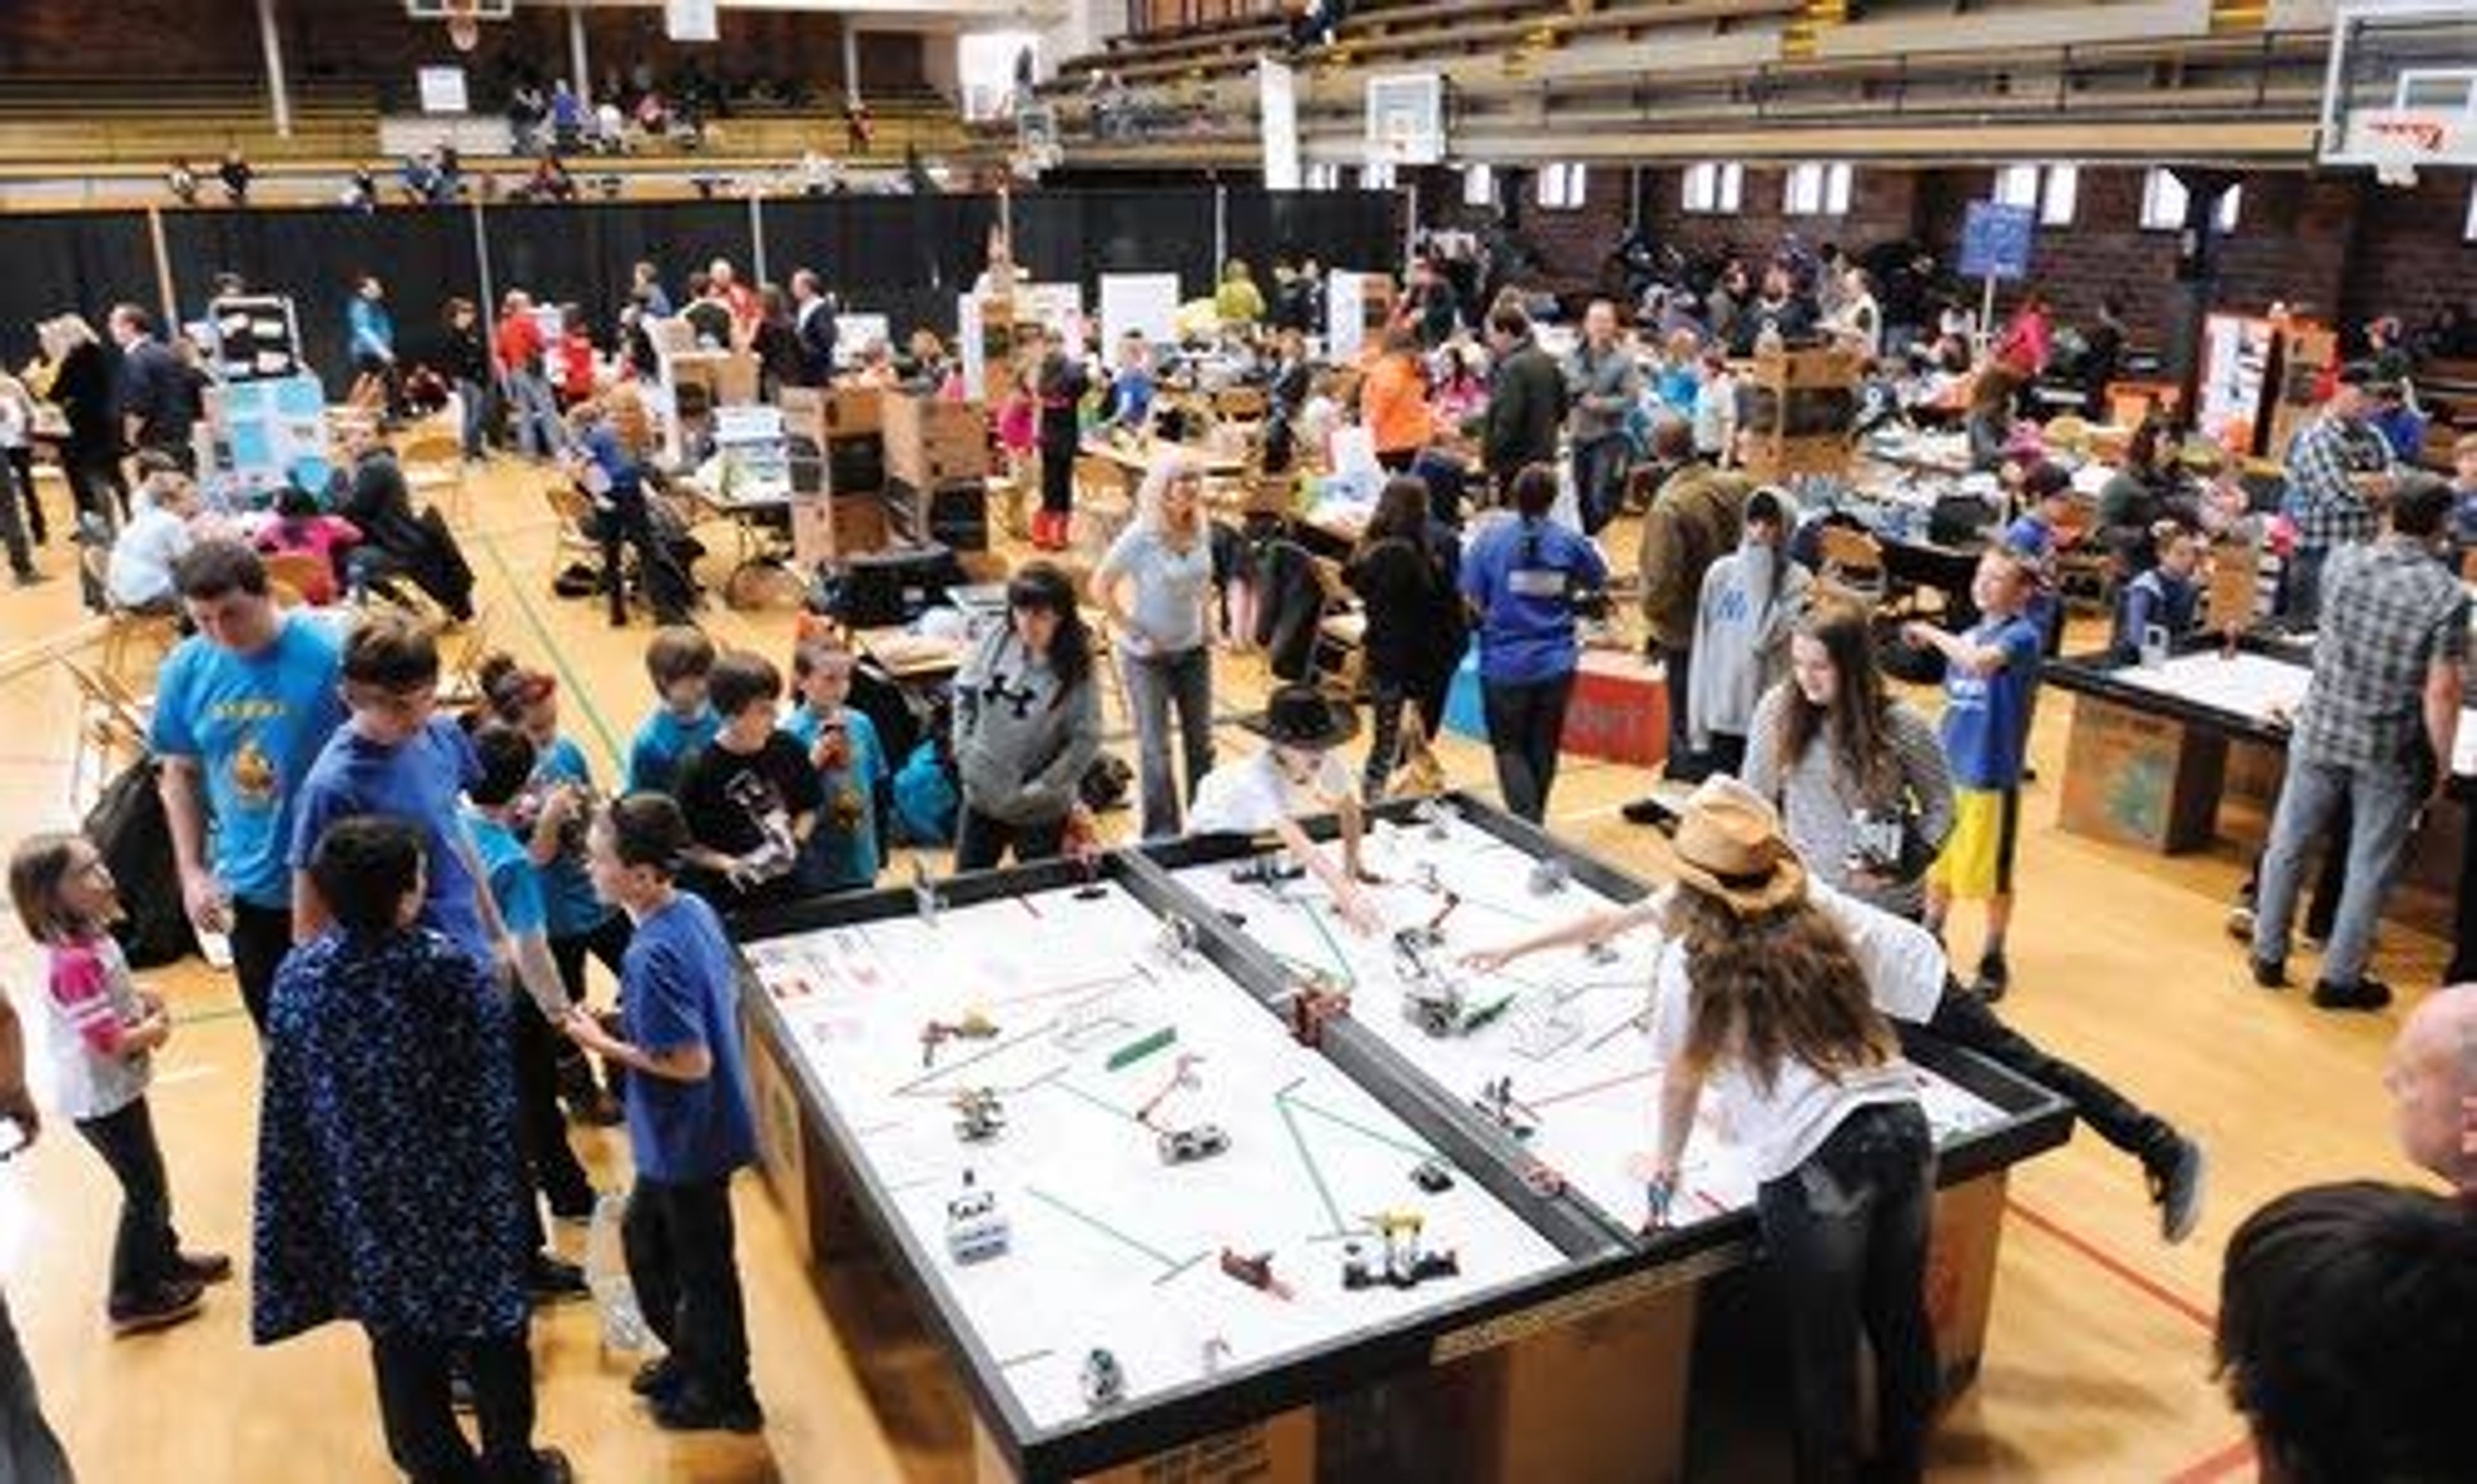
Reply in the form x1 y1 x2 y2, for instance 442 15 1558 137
1905 548 2043 1000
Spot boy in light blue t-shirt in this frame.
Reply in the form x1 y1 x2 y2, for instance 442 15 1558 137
784 635 888 891
626 626 721 795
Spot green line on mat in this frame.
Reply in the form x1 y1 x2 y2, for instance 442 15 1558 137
1273 1093 1348 1237
1105 1025 1177 1071
1295 898 1358 987
1025 1185 1186 1272
1281 1092 1435 1162
473 528 624 774
1051 1078 1142 1125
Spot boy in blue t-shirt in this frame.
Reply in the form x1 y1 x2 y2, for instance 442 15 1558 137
464 723 599 1239
564 794 761 1435
625 626 721 795
785 635 888 891
2002 460 2074 657
1904 548 2044 1000
2113 524 2207 662
288 611 508 974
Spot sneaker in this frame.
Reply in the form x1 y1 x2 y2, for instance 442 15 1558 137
2145 1136 2207 1245
110 1279 205 1336
175 1250 235 1285
2249 956 2288 990
2223 902 2256 941
526 1253 591 1304
532 1448 576 1484
1619 796 1671 827
2311 976 2392 1013
632 1356 686 1399
1971 951 2009 1004
651 1387 765 1435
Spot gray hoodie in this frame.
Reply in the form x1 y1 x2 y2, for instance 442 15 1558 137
1686 529 1811 750
953 624 1102 824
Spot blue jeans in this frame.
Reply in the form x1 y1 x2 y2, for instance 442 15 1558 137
1755 1101 1938 1484
1121 644 1214 838
2252 756 2427 987
0 1290 70 1484
456 377 492 460
1571 435 1629 535
504 370 562 459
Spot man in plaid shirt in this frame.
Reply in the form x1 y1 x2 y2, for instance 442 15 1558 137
2251 478 2467 1010
2284 363 2400 624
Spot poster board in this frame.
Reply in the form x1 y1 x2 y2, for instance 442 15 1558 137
416 67 470 115
833 313 892 370
1099 273 1182 352
1258 57 1302 192
1326 270 1368 364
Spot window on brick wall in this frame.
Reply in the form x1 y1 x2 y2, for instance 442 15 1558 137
1537 163 1588 210
1682 161 1742 214
2465 178 2477 243
1462 164 1494 208
1784 162 1853 216
1361 160 1397 191
1994 163 2080 226
1304 163 1340 192
2142 168 2240 233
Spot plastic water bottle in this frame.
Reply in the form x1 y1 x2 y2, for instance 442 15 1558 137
584 1191 648 1352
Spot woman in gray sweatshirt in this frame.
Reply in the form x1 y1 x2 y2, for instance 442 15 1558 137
952 562 1103 871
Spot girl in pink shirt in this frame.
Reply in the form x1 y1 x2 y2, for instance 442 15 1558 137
254 484 362 606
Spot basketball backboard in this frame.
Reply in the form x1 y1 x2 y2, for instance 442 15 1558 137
2318 0 2477 183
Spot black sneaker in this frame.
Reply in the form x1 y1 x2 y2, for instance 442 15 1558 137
2311 976 2392 1013
1971 951 2010 1004
2145 1136 2206 1245
651 1386 766 1434
110 1279 205 1336
632 1356 686 1398
526 1253 591 1304
2249 956 2288 990
175 1249 235 1285
1619 796 1670 827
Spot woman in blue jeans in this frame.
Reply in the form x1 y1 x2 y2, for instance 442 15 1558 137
1457 464 1608 822
1091 455 1216 838
1468 776 1947 1483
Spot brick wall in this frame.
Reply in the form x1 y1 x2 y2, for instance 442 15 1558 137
1415 161 2476 355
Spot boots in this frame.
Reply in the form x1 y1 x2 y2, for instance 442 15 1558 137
1033 508 1069 551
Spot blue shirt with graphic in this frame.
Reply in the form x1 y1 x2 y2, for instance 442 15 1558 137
149 615 349 908
784 705 887 890
1938 613 2044 790
1458 515 1609 685
530 735 613 937
626 704 721 795
464 811 546 940
621 893 759 1183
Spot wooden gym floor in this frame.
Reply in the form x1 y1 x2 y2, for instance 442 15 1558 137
0 448 2445 1482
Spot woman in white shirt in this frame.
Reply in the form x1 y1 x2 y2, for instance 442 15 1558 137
1466 775 1942 1484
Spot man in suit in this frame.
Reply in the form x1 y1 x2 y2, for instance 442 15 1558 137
791 270 835 388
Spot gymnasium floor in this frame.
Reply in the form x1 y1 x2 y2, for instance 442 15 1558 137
0 450 2445 1481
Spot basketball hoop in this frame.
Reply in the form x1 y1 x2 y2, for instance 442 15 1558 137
2363 112 2445 186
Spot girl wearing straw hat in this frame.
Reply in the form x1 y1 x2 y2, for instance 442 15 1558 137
1466 775 1946 1483
1187 683 1382 936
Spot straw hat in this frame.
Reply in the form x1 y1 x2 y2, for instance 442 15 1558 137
1668 775 1807 916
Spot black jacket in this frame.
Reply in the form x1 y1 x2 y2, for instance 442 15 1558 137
1482 340 1566 479
793 297 836 386
1346 524 1465 688
54 342 118 460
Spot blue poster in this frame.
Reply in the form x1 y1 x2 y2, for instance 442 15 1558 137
1959 201 2036 281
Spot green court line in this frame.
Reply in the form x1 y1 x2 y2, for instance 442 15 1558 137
1295 899 1359 989
1052 1078 1142 1125
473 528 626 775
1025 1185 1190 1273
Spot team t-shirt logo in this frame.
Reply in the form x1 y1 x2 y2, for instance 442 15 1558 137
230 733 278 809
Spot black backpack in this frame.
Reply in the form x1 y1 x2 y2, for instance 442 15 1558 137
83 757 199 969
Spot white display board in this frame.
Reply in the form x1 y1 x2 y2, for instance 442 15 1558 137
665 0 719 43
1168 806 2007 1227
2107 649 2477 779
415 66 470 116
1325 270 1368 365
1099 273 1182 353
741 878 1564 1431
832 313 891 370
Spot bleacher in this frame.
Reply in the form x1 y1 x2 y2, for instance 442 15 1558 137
1042 0 2338 163
0 75 381 169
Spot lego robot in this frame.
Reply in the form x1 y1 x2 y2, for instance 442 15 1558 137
1341 1211 1460 1291
944 1171 1010 1264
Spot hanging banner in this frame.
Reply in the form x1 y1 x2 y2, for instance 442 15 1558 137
666 0 719 43
1258 57 1301 192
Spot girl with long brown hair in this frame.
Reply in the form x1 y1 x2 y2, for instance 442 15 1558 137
1346 475 1464 801
1464 776 1949 1483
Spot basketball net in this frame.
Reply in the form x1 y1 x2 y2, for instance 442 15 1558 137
2364 114 2443 188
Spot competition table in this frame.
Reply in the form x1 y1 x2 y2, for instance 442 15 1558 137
731 796 2071 1483
2044 640 2476 885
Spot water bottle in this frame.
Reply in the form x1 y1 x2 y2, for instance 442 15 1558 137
585 1190 649 1352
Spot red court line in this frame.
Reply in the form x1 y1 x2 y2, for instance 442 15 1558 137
2005 1198 2217 1333
2164 1435 2255 1484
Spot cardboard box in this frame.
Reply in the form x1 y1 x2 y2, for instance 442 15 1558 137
2056 693 2225 853
882 393 990 490
790 493 890 565
887 477 990 553
781 386 883 439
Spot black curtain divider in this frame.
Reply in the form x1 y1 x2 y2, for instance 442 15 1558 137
760 192 1001 346
1010 186 1225 314
0 212 156 370
1222 190 1406 282
485 199 756 348
163 206 484 399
